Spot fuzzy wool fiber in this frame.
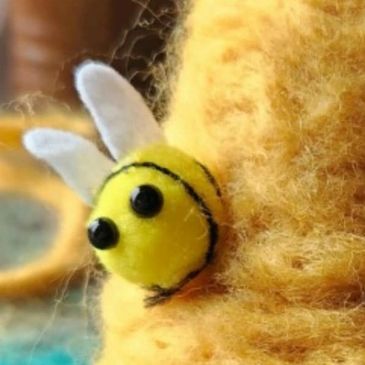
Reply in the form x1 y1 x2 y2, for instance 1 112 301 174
96 1 365 364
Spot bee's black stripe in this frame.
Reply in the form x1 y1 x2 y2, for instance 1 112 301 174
144 266 207 307
101 161 219 273
195 161 222 197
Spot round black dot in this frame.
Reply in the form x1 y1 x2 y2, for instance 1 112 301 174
87 217 119 250
130 184 164 218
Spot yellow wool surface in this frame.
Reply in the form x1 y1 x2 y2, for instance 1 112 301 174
97 1 365 364
90 144 223 289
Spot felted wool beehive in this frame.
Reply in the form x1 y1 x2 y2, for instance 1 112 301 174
96 1 365 364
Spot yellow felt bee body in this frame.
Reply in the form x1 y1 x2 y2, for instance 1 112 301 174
23 62 223 305
87 144 223 304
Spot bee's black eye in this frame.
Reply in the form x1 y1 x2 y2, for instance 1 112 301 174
130 185 164 218
87 218 119 250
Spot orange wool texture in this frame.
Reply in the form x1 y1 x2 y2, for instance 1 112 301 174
97 1 365 364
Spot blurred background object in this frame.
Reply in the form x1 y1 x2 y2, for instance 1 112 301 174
8 0 122 104
0 114 94 298
0 0 8 101
0 0 6 29
5 0 178 107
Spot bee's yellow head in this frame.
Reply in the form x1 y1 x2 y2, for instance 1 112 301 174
23 62 224 304
87 144 223 292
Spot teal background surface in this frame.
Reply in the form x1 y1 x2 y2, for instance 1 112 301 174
0 290 98 365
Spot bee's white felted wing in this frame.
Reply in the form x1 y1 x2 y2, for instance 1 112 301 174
75 62 164 161
23 128 114 205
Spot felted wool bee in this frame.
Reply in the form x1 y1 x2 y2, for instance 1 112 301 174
23 62 224 305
